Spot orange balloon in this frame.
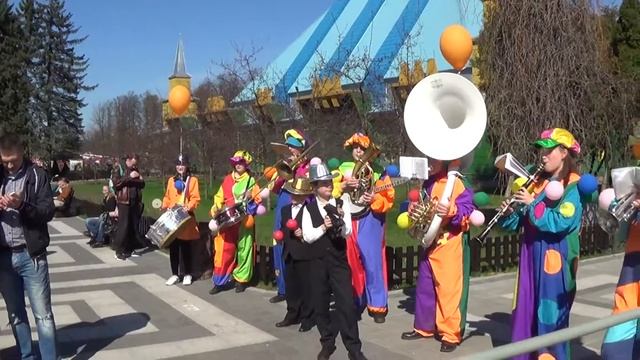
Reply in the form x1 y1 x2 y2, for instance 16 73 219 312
632 144 640 160
440 24 473 71
168 85 191 116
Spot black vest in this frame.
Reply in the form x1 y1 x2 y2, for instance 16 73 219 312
281 203 311 260
306 198 346 258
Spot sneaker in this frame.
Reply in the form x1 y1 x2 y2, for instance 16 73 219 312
130 251 141 258
114 254 127 261
165 275 180 286
182 275 192 286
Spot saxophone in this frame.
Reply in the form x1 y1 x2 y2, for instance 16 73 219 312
349 143 381 216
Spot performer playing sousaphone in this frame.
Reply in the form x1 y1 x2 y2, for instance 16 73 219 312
209 150 261 295
399 72 484 352
333 132 395 323
266 129 311 304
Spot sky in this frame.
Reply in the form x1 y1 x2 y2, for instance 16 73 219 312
19 0 623 127
59 0 333 126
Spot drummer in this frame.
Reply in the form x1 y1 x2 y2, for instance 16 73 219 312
209 150 261 294
161 154 201 286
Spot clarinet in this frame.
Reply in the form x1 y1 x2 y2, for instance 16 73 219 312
473 163 546 246
323 203 345 238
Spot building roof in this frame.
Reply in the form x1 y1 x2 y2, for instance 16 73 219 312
234 0 483 105
170 36 190 79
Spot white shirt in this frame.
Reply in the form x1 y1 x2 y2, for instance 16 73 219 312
302 194 352 244
291 203 303 219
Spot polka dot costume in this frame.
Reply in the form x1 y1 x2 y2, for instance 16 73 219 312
499 173 584 360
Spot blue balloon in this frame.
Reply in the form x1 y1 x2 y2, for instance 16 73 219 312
386 164 400 178
577 173 598 196
174 179 185 193
399 200 409 213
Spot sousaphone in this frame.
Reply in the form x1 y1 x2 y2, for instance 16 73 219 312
403 72 487 247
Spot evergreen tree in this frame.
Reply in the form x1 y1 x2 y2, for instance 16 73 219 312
0 0 31 139
29 0 95 159
613 0 640 78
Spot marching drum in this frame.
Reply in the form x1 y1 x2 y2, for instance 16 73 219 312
214 203 247 230
146 206 192 249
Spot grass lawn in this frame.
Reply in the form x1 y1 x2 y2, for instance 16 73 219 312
72 178 511 247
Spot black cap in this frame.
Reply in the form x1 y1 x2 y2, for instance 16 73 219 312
176 154 190 165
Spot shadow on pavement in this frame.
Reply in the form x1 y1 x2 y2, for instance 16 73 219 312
58 312 150 360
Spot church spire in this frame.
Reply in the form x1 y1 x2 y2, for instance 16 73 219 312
170 35 190 79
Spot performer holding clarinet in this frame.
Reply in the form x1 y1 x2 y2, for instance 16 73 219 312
497 128 584 360
302 161 367 360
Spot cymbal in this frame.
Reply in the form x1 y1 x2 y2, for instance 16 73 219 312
270 142 291 156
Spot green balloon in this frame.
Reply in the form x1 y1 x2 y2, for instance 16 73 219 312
327 158 341 171
473 192 490 207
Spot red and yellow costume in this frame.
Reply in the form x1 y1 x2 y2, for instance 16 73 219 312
210 150 261 287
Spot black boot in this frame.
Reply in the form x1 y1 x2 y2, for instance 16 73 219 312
440 341 457 353
235 282 248 293
209 286 222 295
269 294 285 303
401 330 429 340
317 345 336 360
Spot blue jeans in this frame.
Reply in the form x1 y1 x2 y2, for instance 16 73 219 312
85 214 106 243
0 249 58 360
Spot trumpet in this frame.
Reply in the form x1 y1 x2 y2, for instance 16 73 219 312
597 166 640 234
272 140 319 180
598 191 639 234
248 140 321 202
474 163 545 246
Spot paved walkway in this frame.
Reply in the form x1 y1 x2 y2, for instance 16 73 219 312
0 217 621 359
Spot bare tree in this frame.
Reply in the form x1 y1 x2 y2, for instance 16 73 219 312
477 0 636 180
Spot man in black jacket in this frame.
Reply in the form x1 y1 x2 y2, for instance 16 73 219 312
111 153 145 260
0 134 58 359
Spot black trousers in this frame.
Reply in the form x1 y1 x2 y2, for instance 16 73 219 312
113 203 142 256
170 239 192 276
310 250 362 354
283 255 314 325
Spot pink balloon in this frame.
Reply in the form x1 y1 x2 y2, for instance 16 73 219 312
208 219 219 232
310 157 322 165
256 204 267 215
259 188 270 199
598 188 616 211
545 181 564 201
469 210 485 227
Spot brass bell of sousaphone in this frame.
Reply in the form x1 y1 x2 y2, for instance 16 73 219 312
403 72 487 247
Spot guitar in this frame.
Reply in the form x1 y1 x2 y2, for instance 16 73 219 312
349 177 411 218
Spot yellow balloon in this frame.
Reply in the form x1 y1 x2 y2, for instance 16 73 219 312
396 212 412 229
512 177 527 193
